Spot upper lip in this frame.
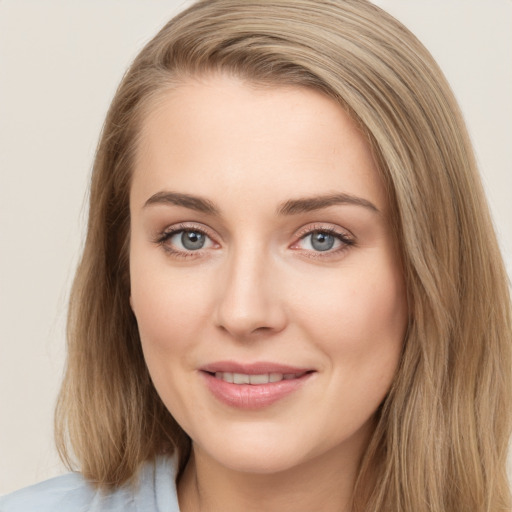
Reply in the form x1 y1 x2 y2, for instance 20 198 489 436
200 361 314 375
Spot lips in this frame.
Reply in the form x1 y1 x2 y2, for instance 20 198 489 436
200 361 315 409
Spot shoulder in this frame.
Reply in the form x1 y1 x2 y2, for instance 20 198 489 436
0 472 96 512
0 456 180 512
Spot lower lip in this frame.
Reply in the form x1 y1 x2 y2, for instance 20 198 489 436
201 371 313 409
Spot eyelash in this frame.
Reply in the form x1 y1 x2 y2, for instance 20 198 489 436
291 224 355 260
154 223 216 259
153 223 355 260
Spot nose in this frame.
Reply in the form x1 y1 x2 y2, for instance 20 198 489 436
214 247 287 339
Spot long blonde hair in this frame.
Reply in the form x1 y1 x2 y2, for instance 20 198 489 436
55 1 512 510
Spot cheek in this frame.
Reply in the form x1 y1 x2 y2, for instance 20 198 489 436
298 256 407 377
130 255 212 357
129 256 214 418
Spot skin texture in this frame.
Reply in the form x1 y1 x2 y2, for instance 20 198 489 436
129 74 408 512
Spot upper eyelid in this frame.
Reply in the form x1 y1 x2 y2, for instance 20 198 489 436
160 222 215 237
294 223 354 240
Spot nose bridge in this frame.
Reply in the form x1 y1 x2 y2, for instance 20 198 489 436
214 239 285 338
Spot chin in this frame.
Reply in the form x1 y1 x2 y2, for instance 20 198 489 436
209 446 305 475
192 424 331 476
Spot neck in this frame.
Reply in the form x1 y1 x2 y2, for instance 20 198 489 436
178 437 368 512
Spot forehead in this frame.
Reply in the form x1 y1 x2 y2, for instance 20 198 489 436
131 74 387 215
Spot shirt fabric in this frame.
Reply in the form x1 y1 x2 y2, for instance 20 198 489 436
0 456 180 512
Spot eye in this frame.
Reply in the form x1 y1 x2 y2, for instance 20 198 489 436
171 230 211 251
292 226 355 256
303 231 338 252
154 224 217 257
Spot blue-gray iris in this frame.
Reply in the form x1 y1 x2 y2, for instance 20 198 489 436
182 231 205 250
311 232 335 251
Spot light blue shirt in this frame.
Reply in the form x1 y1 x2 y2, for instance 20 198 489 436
0 456 180 512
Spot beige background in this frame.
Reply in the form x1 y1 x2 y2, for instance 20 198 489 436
1 0 511 495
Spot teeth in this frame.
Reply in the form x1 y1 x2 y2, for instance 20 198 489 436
215 371 233 383
233 373 250 384
249 374 269 384
213 372 304 384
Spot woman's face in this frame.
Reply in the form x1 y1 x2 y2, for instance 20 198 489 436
129 74 407 475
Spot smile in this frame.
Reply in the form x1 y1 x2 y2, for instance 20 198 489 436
200 363 315 409
213 371 308 384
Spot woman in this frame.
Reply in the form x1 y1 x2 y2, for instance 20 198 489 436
1 0 510 511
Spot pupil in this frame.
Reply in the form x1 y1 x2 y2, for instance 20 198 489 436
311 232 334 251
181 231 205 250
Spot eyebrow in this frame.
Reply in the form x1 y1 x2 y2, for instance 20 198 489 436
143 190 379 216
144 191 220 215
277 193 380 216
